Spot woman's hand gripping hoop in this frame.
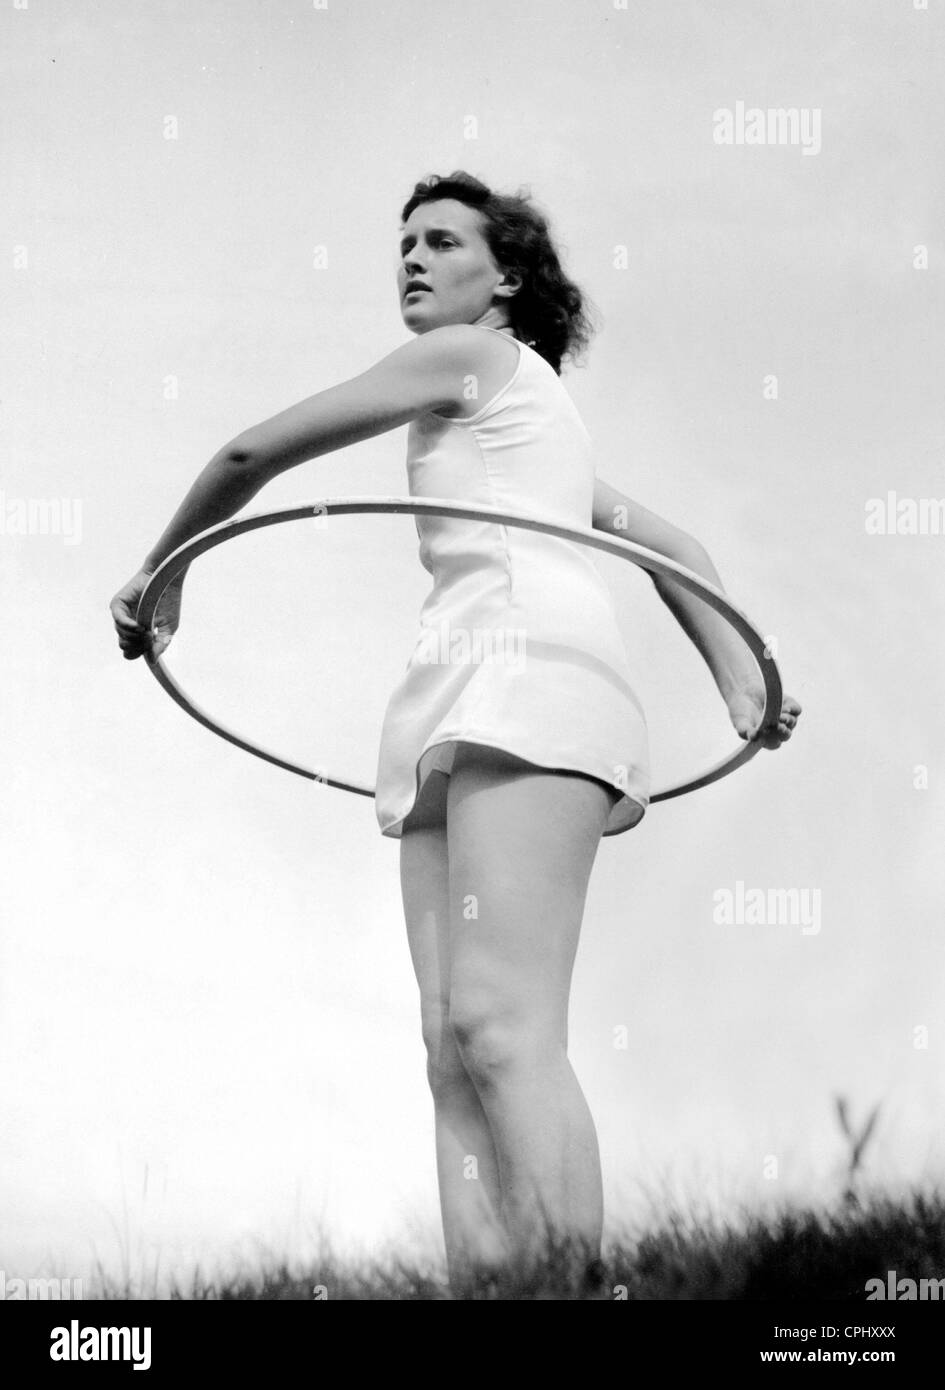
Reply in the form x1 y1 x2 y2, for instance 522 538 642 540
135 496 785 805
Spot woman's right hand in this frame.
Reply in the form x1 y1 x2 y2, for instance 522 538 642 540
109 567 184 661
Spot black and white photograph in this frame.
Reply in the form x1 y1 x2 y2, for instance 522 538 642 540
2 0 943 1355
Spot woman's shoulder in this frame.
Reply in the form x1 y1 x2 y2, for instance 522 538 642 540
427 325 526 422
423 321 522 363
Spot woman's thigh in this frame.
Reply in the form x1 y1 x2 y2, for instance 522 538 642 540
444 744 616 1044
399 772 453 1051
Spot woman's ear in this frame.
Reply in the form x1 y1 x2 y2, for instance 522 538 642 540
496 267 524 299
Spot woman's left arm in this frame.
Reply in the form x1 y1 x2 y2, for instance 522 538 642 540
592 476 802 746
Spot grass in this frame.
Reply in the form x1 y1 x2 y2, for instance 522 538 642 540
88 1186 945 1301
84 1098 945 1300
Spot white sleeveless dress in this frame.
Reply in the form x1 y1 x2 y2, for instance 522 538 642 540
374 324 650 838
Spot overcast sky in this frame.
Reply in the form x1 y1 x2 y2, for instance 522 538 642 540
2 0 943 1289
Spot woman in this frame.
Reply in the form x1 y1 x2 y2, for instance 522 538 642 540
110 171 802 1294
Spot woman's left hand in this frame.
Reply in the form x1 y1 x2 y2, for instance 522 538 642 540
727 682 803 750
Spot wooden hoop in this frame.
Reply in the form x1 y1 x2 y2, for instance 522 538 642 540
138 497 783 804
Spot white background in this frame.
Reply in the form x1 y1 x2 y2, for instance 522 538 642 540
2 0 942 1289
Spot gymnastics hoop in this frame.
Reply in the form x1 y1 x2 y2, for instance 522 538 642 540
138 496 783 805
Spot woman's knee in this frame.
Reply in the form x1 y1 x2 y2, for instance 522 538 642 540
420 1003 474 1103
448 993 556 1085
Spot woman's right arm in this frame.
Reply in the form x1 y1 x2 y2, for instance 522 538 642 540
141 324 483 573
110 325 484 660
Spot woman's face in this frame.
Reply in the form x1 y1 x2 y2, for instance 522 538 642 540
398 198 518 333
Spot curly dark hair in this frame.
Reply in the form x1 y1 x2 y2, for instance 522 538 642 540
400 171 598 376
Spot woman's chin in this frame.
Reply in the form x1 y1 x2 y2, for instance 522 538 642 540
402 309 442 334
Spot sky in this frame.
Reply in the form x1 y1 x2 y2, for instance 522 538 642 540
2 0 943 1290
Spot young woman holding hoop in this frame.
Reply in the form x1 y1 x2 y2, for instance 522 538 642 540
111 171 801 1294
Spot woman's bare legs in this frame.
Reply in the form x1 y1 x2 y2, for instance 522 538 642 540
444 746 615 1271
400 774 508 1281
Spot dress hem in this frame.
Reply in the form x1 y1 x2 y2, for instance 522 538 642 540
377 733 648 841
